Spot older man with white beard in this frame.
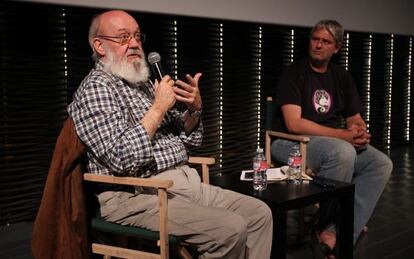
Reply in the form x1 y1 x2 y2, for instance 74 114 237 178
68 10 273 259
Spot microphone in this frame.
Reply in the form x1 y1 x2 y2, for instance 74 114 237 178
147 52 164 81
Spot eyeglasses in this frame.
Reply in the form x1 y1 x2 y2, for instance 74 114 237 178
96 32 146 45
311 36 334 46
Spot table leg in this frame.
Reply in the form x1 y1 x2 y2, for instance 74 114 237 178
336 187 355 259
271 208 287 259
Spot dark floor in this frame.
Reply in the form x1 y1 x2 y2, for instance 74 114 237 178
0 221 33 259
353 145 414 259
1 145 414 259
286 145 414 259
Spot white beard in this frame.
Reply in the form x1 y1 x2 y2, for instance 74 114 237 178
103 48 150 85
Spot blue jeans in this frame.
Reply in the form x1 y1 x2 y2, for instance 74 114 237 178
271 136 393 243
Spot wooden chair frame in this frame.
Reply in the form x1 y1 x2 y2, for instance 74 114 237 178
265 96 310 175
265 130 310 175
265 96 312 243
84 156 215 259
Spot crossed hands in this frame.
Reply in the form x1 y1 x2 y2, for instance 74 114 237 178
153 73 202 114
346 124 371 147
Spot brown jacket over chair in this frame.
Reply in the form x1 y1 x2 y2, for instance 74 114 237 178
31 117 89 259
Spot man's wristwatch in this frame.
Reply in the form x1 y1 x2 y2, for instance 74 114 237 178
188 108 202 117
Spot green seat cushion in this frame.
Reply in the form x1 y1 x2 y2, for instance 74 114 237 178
91 216 182 243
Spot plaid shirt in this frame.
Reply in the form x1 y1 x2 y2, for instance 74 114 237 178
68 61 203 176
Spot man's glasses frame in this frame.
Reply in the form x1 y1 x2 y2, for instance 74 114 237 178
96 32 146 45
310 36 334 46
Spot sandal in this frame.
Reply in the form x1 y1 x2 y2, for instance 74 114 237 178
311 230 336 259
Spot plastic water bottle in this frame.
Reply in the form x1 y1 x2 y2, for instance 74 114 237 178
252 148 268 191
287 145 302 185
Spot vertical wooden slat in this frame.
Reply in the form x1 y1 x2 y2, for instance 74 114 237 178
158 188 169 259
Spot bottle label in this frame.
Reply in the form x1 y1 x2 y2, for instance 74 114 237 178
288 156 301 167
259 160 268 170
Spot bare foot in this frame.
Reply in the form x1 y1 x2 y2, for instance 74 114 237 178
363 225 368 233
312 229 336 259
319 230 336 250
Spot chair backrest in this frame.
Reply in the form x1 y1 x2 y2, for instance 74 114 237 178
266 96 288 132
266 96 275 131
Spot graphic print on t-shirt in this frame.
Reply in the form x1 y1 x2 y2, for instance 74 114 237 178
313 89 331 114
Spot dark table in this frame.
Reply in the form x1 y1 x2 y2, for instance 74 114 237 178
210 173 355 259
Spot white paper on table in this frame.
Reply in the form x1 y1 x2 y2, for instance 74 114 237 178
240 166 312 181
240 167 288 181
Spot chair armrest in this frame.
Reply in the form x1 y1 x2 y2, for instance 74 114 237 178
188 156 215 184
83 173 173 189
266 130 310 143
188 156 215 165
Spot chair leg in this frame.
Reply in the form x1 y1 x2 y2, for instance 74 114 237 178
297 208 306 243
297 204 320 244
175 245 193 259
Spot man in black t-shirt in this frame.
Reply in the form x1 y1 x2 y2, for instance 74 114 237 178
271 20 392 253
276 59 362 129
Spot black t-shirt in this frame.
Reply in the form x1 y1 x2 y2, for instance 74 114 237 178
274 59 362 131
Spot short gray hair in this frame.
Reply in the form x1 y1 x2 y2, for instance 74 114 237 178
310 19 344 47
88 13 103 61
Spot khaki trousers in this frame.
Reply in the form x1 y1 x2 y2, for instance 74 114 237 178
98 165 273 259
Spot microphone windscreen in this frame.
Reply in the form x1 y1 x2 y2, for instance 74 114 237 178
148 52 161 65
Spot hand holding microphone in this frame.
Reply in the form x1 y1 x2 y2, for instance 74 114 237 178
148 52 176 112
